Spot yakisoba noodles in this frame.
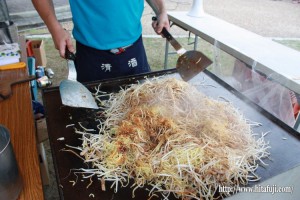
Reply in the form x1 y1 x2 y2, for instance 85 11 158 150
73 77 270 200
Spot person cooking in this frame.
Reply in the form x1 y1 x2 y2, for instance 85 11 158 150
31 0 170 82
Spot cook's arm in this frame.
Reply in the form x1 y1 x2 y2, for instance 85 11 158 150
31 0 74 58
146 0 170 34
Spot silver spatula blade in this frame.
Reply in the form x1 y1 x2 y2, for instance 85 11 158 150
59 80 99 109
59 49 99 109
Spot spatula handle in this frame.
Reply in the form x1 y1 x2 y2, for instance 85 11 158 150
152 16 183 52
65 47 76 61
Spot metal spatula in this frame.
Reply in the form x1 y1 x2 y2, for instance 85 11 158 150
59 49 98 109
153 17 212 81
162 28 212 81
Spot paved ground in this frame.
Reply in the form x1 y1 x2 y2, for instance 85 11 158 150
6 0 68 12
205 0 300 38
142 0 300 38
6 0 300 38
7 0 71 29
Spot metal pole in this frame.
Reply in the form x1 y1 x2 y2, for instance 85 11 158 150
194 35 198 50
164 39 170 69
0 0 11 23
294 114 300 133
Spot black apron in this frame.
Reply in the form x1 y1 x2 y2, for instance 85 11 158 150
75 36 150 83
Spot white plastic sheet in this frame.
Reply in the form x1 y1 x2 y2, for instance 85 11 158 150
232 60 295 127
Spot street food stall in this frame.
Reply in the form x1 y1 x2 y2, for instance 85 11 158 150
41 6 300 199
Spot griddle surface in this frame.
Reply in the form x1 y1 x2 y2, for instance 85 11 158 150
42 69 300 200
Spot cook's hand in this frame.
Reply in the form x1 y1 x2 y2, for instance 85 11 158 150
152 12 170 35
50 26 75 58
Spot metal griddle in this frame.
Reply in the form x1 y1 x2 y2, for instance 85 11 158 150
42 69 300 200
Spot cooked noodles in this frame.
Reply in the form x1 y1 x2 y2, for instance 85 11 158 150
75 77 270 199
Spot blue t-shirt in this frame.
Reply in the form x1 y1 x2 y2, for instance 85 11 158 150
69 1 144 50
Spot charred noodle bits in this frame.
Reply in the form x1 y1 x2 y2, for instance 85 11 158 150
71 78 270 200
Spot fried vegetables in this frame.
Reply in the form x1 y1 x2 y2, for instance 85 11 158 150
76 77 270 199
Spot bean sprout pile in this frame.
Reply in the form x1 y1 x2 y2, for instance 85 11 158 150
75 77 270 199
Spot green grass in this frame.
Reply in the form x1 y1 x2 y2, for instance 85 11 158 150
143 37 192 71
43 39 67 86
274 40 300 52
145 37 300 83
28 35 299 87
37 37 214 84
20 27 50 35
143 37 236 76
